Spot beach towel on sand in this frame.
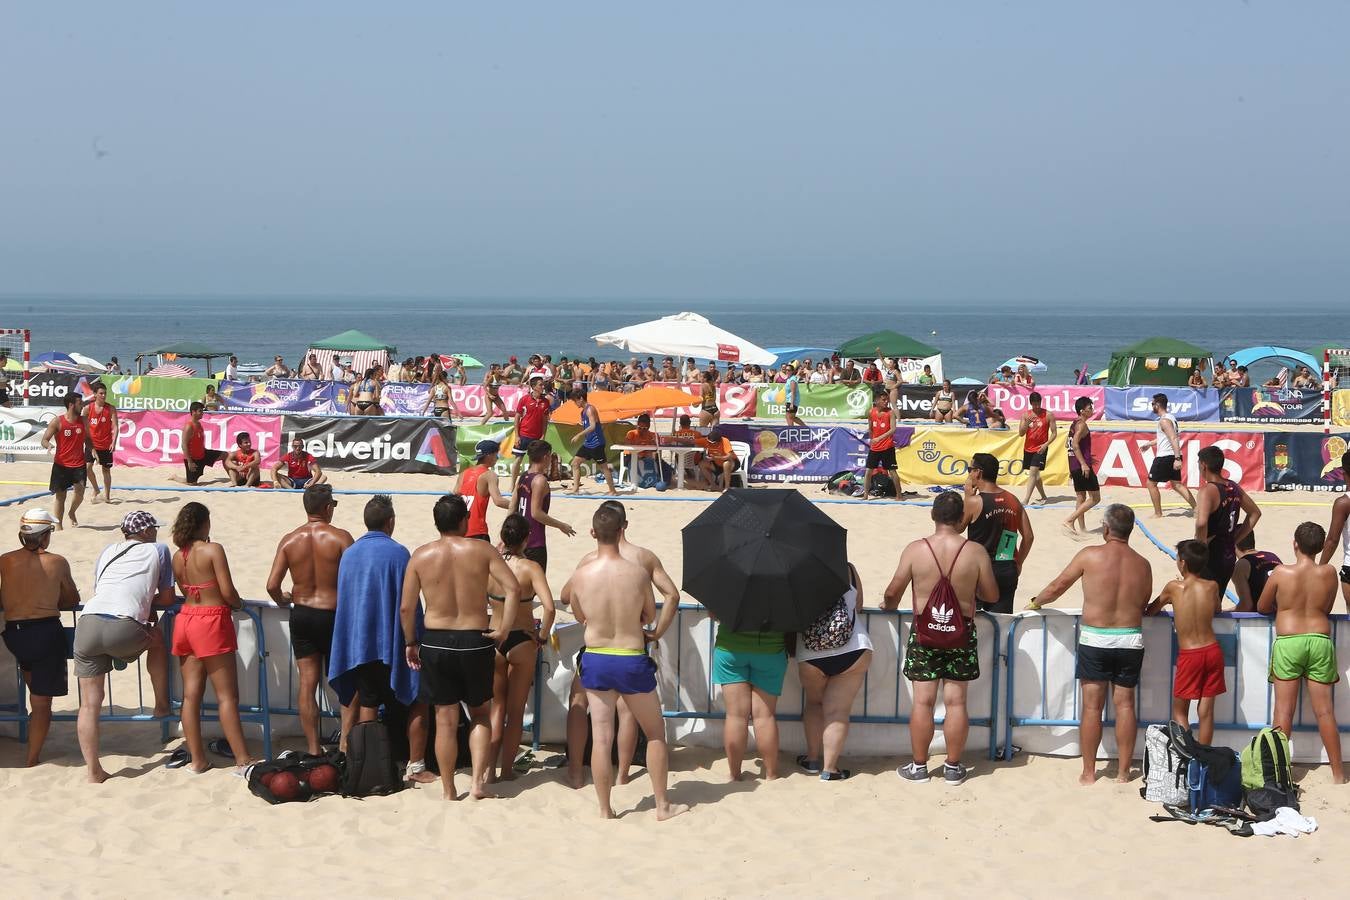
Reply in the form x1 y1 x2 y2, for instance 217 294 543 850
329 531 421 706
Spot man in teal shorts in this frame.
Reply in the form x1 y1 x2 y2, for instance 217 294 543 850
712 628 786 781
1257 521 1345 784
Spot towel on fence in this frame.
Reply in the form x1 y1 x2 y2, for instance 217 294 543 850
329 530 421 706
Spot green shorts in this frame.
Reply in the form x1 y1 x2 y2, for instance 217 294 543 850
1269 633 1340 685
902 622 979 682
712 646 788 695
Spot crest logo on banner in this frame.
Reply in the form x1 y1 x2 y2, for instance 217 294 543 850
917 439 940 464
846 388 872 415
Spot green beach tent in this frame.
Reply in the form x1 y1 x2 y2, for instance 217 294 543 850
1106 337 1213 386
306 329 397 375
136 340 234 375
837 330 940 361
309 329 397 353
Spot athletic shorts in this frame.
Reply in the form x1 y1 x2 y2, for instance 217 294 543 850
1149 455 1181 484
49 463 86 493
1071 468 1100 493
579 649 657 695
976 561 1018 615
73 614 157 677
512 436 543 458
287 476 310 489
1269 633 1339 684
170 605 237 659
420 629 496 707
1342 565 1350 586
1021 449 1048 471
1173 641 1226 700
1076 643 1145 688
352 660 394 709
290 605 336 661
1200 546 1236 598
524 545 547 572
575 444 608 462
1 618 69 697
184 450 225 484
902 623 979 682
866 447 897 470
785 404 799 415
712 646 788 695
85 447 113 467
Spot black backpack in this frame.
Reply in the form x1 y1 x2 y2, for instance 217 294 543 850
868 472 897 498
342 721 405 797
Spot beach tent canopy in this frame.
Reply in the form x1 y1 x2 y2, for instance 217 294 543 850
1106 337 1213 387
136 341 233 375
592 312 776 366
836 330 939 360
306 329 396 377
309 329 397 352
1223 346 1319 373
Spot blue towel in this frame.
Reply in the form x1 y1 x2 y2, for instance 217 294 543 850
329 530 421 706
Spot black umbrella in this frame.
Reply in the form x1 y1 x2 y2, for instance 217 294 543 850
681 488 849 632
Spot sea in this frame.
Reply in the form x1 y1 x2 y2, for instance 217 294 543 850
0 295 1339 385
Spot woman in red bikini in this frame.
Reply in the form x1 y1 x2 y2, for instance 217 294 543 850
169 502 255 772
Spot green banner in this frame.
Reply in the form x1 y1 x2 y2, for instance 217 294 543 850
101 374 218 413
755 383 873 420
454 422 632 472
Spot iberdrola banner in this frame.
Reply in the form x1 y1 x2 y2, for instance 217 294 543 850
100 374 217 413
756 383 874 420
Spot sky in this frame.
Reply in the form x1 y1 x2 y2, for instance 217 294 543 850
1 2 1346 304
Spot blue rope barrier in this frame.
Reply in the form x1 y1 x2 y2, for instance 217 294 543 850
0 490 53 508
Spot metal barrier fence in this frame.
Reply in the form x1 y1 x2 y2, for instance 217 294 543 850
1004 611 1350 761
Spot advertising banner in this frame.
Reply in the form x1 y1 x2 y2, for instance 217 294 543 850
279 415 457 475
101 374 217 413
756 383 873 420
216 379 341 414
1088 430 1264 492
985 384 1105 422
113 411 283 468
717 423 877 483
0 406 61 457
898 355 943 384
891 384 942 419
898 428 1070 487
1264 433 1348 492
1220 388 1322 424
1335 391 1350 428
453 422 630 475
12 372 95 406
1102 387 1221 422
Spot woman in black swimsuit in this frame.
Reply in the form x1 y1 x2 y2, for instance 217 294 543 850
487 513 556 782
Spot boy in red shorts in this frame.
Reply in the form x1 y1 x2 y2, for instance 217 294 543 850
1146 539 1225 743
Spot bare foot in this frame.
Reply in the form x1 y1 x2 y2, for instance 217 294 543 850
153 705 171 718
497 769 518 782
189 761 211 774
25 754 41 768
470 784 498 800
728 771 745 783
567 768 585 789
598 805 617 819
88 769 110 784
1078 771 1096 786
443 787 461 801
1115 768 1134 784
616 771 632 785
409 770 438 785
69 513 79 527
656 801 690 821
91 495 100 504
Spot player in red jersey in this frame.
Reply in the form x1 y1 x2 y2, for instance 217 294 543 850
40 395 87 528
83 383 119 504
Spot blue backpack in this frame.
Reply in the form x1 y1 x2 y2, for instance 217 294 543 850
1188 750 1243 814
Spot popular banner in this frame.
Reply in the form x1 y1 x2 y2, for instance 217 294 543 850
114 411 283 468
1103 386 1222 423
1220 388 1323 424
898 428 1071 487
279 415 457 475
12 372 95 406
1089 430 1264 492
756 383 874 420
985 384 1105 422
0 406 61 457
101 374 217 413
217 379 341 414
1264 433 1348 492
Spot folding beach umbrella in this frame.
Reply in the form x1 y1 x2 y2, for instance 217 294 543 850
682 489 850 632
999 356 1047 374
68 352 106 372
145 362 198 377
592 312 776 366
440 353 484 369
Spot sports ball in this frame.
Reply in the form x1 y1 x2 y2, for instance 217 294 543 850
306 764 340 793
269 770 302 801
260 771 278 789
655 480 668 492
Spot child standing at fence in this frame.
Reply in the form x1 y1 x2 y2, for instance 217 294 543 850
1146 540 1225 744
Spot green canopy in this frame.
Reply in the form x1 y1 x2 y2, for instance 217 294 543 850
837 330 940 360
139 341 233 359
310 329 397 353
1107 337 1213 386
1307 343 1350 363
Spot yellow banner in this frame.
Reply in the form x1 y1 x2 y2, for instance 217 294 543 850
898 427 1070 487
1334 390 1350 427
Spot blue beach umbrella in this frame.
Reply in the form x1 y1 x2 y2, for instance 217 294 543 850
999 355 1047 374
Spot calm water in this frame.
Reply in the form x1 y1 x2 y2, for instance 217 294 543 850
0 295 1339 384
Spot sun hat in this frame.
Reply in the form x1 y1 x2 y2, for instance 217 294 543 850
120 510 165 535
19 508 59 535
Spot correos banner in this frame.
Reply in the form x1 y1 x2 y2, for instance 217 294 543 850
898 428 1070 486
114 411 282 467
102 374 217 412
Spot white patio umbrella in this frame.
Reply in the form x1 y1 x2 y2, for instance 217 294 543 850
999 355 1048 374
591 311 776 366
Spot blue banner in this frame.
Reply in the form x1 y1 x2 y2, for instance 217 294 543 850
375 381 431 416
1103 387 1221 422
1222 388 1322 424
1264 432 1348 492
718 423 915 483
217 379 341 414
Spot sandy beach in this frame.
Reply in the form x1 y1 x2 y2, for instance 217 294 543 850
1 462 1348 897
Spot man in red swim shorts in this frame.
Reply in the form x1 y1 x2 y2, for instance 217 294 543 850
1146 539 1226 744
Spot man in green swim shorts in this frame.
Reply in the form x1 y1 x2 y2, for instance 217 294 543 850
1257 521 1346 785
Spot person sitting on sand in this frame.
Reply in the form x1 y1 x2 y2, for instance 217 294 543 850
1257 522 1346 785
1025 504 1152 785
565 504 688 820
272 437 326 489
1146 540 1224 744
224 432 261 487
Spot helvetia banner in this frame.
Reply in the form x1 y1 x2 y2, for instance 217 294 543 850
280 415 457 474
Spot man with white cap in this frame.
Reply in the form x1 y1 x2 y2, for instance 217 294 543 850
73 510 175 782
0 508 79 766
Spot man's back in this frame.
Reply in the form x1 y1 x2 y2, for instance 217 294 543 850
904 533 992 619
571 554 653 650
279 521 354 608
1078 541 1152 628
1268 561 1337 636
0 549 66 619
1170 576 1221 649
411 537 496 630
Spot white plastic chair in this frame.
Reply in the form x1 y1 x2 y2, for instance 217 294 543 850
728 440 751 488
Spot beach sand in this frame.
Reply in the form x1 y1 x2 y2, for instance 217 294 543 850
1 462 1347 897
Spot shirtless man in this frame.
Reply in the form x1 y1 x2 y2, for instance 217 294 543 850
401 493 519 800
1258 522 1346 784
0 509 79 765
1317 451 1350 611
1026 504 1153 785
1146 540 1224 744
83 382 119 504
565 504 688 820
884 491 998 786
40 394 86 528
1194 445 1261 600
562 500 681 789
266 484 357 754
224 433 261 487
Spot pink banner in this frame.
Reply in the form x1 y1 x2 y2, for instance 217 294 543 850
985 384 1104 422
113 411 283 468
1090 430 1264 492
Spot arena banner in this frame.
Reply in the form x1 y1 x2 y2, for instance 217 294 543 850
1102 386 1221 423
985 384 1104 422
100 374 217 413
717 423 897 483
1334 391 1350 428
12 372 98 406
0 406 60 457
1220 387 1322 424
216 378 341 414
279 414 457 475
1264 433 1348 492
113 411 283 468
898 428 1070 487
756 383 873 420
1088 430 1263 492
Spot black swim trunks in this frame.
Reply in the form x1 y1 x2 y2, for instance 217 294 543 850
575 444 608 462
1148 455 1180 484
352 660 394 709
866 447 897 470
290 605 336 662
902 622 979 682
85 448 114 467
1071 469 1100 493
1021 449 1048 471
976 561 1018 615
49 463 86 493
420 628 496 707
1076 644 1145 688
2 617 70 697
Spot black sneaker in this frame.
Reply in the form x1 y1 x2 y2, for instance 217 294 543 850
796 754 822 775
897 762 930 783
943 763 968 786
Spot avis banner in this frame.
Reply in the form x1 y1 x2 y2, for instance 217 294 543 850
1102 386 1221 422
216 379 342 414
1220 388 1323 424
113 411 283 468
898 427 1071 487
1088 430 1264 492
985 384 1105 422
1264 433 1348 492
0 407 61 456
279 415 457 475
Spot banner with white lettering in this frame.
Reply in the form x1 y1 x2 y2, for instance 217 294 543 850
0 406 61 456
1220 388 1322 424
1103 387 1221 422
1088 430 1264 492
114 411 283 467
280 415 457 475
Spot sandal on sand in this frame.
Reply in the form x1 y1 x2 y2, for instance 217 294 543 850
207 739 235 760
165 747 192 769
820 769 851 781
796 755 821 774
